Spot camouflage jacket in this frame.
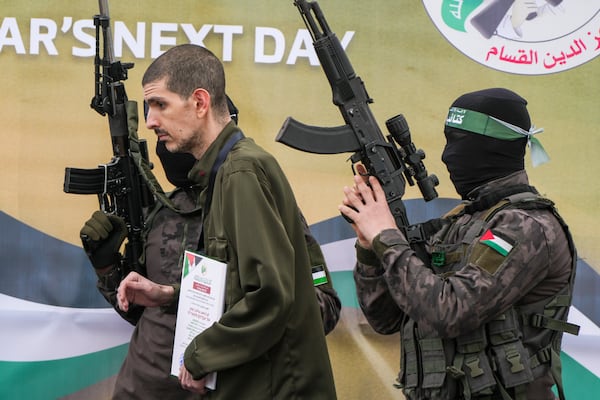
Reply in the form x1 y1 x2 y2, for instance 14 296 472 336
95 187 206 399
354 170 578 400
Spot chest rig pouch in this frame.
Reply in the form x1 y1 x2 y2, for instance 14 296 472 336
398 188 579 400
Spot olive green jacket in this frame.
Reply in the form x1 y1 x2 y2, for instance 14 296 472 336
184 122 337 399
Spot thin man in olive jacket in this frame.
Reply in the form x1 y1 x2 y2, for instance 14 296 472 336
116 44 337 399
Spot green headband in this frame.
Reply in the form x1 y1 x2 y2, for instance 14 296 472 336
445 107 549 167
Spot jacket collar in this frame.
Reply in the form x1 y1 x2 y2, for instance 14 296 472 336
465 170 530 201
187 121 240 188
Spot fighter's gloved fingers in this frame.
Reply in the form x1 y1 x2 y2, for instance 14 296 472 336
80 210 114 241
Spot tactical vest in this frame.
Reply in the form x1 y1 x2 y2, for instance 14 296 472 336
398 189 579 400
138 186 204 268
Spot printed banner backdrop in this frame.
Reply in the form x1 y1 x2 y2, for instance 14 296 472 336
1 0 599 399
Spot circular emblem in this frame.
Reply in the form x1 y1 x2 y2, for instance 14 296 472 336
422 0 600 75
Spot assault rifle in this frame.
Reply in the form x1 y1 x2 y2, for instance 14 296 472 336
63 0 154 274
277 0 438 240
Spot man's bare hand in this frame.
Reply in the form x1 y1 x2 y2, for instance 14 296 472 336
117 272 175 311
179 366 208 395
339 174 397 249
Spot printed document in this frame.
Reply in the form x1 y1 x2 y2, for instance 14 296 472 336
171 250 227 390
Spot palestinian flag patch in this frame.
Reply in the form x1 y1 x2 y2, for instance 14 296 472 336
479 229 514 257
312 265 328 286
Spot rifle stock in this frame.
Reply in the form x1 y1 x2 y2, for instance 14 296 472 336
64 0 154 275
278 0 438 239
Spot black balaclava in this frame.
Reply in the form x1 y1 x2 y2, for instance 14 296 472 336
155 141 197 188
153 95 239 188
441 88 530 199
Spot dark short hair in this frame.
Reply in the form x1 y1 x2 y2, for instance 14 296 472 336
142 44 228 116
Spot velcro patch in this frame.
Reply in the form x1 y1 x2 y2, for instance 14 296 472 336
469 243 506 275
469 230 515 275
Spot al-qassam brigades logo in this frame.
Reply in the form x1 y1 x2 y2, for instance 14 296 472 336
422 0 600 75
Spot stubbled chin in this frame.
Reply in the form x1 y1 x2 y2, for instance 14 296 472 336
162 141 179 153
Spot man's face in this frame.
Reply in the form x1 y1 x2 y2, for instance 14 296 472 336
143 78 200 155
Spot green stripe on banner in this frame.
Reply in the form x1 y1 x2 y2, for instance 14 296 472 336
331 270 359 309
561 351 600 399
0 344 128 400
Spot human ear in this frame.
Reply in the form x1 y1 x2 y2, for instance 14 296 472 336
191 88 211 116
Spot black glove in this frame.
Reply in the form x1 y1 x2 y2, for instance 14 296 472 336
80 211 128 269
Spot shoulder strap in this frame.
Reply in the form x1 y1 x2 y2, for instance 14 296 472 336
479 190 555 224
464 184 537 215
203 131 244 214
198 130 245 250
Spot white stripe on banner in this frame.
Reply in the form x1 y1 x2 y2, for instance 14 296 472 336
321 238 357 272
562 306 600 378
0 293 133 362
